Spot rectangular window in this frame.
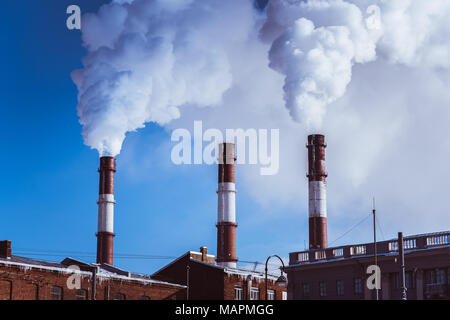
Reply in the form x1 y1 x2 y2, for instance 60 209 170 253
76 289 87 300
282 291 287 300
354 278 362 295
336 280 344 296
302 283 310 299
436 269 446 284
250 287 260 300
319 281 327 297
50 286 63 300
267 290 275 300
234 286 243 300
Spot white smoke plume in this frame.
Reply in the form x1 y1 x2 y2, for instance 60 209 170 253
73 0 450 154
72 0 257 156
263 0 450 129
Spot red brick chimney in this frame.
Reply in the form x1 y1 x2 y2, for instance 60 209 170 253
0 240 11 259
307 134 328 249
96 156 116 265
216 143 237 268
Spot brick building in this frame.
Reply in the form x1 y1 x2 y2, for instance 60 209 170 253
0 240 186 300
286 231 450 300
152 247 287 300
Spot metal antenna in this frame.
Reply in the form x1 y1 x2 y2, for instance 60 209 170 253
373 197 379 300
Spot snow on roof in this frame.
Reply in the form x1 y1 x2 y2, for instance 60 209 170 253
0 255 185 288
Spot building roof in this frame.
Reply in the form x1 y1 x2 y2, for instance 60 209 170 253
152 250 282 281
287 230 450 269
0 255 186 288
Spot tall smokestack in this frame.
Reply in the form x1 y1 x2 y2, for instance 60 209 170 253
96 156 116 265
216 143 237 268
307 134 328 249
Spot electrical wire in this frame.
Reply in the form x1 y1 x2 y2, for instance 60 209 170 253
328 212 372 246
376 216 386 241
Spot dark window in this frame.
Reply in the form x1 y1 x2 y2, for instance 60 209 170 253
76 289 87 300
405 272 416 289
302 283 310 299
50 286 63 300
114 293 125 300
140 296 150 300
336 280 344 296
319 281 327 297
354 278 362 295
436 269 446 284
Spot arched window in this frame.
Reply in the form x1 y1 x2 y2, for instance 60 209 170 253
114 293 125 300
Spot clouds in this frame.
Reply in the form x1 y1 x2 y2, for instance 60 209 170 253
72 0 255 156
72 0 450 240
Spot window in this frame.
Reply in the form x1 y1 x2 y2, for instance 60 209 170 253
234 286 243 300
405 272 416 289
336 280 344 296
76 289 87 300
250 287 260 300
319 281 327 297
114 293 125 300
282 291 287 300
436 269 446 284
354 278 362 295
50 286 63 300
267 290 275 300
302 283 310 299
140 296 150 300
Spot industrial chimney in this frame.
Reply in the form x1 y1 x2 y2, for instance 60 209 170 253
96 156 116 265
216 143 237 268
307 134 328 249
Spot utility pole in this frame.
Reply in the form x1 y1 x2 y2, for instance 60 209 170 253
398 232 407 300
373 198 379 300
186 265 190 301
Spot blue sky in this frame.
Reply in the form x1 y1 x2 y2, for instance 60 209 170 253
3 0 442 276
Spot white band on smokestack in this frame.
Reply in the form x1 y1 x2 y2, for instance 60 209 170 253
308 181 327 218
98 194 115 233
217 182 236 223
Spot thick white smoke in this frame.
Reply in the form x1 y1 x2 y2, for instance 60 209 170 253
72 0 257 156
73 0 450 241
263 0 450 129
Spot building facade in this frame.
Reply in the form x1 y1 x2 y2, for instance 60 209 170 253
152 247 287 300
286 232 450 300
0 241 186 300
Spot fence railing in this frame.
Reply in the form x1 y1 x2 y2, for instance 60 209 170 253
290 231 450 265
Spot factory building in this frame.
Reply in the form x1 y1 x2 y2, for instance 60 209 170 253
152 247 287 300
286 134 450 300
0 240 185 300
153 143 287 300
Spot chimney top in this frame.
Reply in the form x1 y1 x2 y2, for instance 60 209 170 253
0 240 12 259
200 247 207 261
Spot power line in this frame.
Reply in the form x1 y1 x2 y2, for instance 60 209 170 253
376 216 386 240
329 212 372 246
13 248 282 269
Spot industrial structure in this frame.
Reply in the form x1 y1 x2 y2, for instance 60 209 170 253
286 134 450 300
152 247 287 300
153 143 287 299
216 143 238 268
0 240 185 300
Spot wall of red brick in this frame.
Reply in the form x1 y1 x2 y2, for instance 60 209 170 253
223 273 286 300
0 264 184 300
